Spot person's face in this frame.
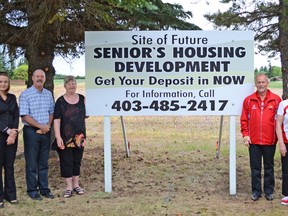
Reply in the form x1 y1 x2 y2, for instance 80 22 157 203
255 75 269 94
32 70 46 88
0 75 9 92
65 80 77 94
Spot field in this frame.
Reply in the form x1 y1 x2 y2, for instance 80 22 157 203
1 82 287 216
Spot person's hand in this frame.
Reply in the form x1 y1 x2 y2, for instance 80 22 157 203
82 138 86 148
37 124 50 134
243 136 251 147
9 128 18 138
57 137 65 150
6 135 15 145
279 143 287 157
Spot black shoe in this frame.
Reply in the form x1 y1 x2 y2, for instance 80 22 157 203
265 194 274 201
251 193 261 201
41 192 55 199
0 202 4 208
29 193 43 201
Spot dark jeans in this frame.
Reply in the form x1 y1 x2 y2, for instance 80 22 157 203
249 144 276 196
0 136 18 202
23 126 51 196
57 147 84 178
282 144 288 196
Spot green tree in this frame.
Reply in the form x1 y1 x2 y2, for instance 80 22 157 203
13 64 28 82
204 0 288 97
0 0 200 93
267 61 273 78
272 66 281 77
0 55 5 71
261 66 268 74
255 65 281 78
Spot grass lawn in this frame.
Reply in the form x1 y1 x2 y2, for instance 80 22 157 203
269 80 282 88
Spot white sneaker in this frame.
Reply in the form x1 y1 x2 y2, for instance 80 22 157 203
281 196 288 206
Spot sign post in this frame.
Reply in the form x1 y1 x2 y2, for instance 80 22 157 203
230 115 236 195
104 116 112 192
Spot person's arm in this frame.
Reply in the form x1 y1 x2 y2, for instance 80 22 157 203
54 118 64 149
21 115 50 133
276 114 287 157
53 98 65 149
0 96 18 140
240 99 251 147
0 120 17 137
9 95 19 138
12 94 19 128
48 113 54 128
5 95 19 144
0 99 11 133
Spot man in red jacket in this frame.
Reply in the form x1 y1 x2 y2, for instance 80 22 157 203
241 73 282 201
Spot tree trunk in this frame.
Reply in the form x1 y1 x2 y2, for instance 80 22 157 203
279 0 288 99
26 43 55 95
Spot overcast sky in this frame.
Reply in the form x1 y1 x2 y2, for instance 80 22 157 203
53 0 281 76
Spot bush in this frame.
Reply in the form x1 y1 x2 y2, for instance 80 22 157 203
13 64 28 81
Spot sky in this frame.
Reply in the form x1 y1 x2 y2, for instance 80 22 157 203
53 0 281 76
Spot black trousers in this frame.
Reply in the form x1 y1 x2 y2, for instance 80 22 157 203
0 135 18 202
282 144 288 196
57 147 84 178
249 144 276 196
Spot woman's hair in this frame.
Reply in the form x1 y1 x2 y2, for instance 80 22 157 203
64 75 76 85
0 71 10 93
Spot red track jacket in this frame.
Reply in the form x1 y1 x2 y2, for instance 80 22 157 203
240 89 282 145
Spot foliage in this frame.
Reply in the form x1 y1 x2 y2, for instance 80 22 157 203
271 65 282 77
204 0 288 98
0 54 5 71
255 65 282 78
0 0 200 92
204 0 280 56
12 64 28 81
0 50 13 76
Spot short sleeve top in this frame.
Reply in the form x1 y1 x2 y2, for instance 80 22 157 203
19 86 54 125
54 94 86 143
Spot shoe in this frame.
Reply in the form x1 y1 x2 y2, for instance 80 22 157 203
10 200 18 205
0 202 3 208
63 190 72 198
73 187 84 195
265 194 274 201
29 193 43 201
251 193 261 201
281 196 288 205
41 192 55 199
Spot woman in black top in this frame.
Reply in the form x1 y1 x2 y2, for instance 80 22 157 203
54 76 86 198
0 72 19 207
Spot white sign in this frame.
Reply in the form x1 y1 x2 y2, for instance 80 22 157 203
85 31 254 116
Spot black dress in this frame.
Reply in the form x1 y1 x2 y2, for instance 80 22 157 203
0 93 19 202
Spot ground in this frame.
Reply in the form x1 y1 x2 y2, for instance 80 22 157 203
0 84 287 216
